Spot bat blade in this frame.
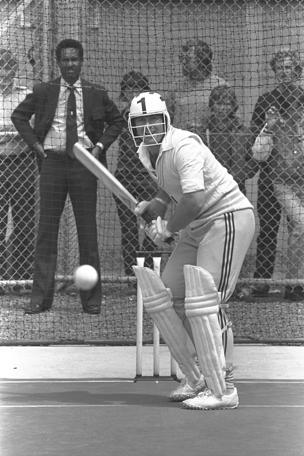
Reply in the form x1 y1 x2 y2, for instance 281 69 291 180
73 142 174 244
73 142 138 214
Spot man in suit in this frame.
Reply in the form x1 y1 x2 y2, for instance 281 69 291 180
11 38 124 314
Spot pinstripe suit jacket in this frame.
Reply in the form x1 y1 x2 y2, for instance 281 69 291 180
11 77 123 153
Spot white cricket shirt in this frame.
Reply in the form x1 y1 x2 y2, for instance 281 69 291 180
138 126 253 227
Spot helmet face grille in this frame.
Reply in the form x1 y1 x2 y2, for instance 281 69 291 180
129 114 168 146
128 92 170 146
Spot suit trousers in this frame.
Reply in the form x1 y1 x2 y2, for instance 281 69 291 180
254 166 282 279
31 152 101 310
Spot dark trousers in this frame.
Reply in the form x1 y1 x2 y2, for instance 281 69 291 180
31 152 101 310
254 167 282 279
0 154 36 280
115 197 155 275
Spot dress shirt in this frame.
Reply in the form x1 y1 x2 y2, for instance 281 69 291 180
43 78 93 151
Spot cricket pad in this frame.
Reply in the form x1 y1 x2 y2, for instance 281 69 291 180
133 266 201 387
184 265 226 397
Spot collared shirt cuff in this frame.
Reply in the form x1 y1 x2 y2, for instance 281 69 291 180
96 142 104 150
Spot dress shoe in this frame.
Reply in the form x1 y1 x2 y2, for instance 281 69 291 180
230 286 250 300
251 284 270 297
24 304 51 315
284 285 304 301
83 306 100 315
11 284 32 295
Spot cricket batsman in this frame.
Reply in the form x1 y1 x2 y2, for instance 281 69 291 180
129 91 255 410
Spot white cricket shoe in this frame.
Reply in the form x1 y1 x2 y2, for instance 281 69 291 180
182 387 239 410
169 376 206 402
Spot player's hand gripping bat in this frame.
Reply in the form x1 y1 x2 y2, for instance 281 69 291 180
73 142 174 244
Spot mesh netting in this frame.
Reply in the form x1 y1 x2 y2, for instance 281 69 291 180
0 0 304 344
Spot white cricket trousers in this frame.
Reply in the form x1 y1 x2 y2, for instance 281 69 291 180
162 208 255 326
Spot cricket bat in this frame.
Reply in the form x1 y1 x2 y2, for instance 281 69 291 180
73 142 174 245
74 142 141 216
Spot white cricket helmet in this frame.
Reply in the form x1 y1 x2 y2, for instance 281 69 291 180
128 91 171 146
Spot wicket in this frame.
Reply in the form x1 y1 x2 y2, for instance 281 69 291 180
135 251 178 381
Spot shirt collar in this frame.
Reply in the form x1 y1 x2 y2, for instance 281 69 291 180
160 125 174 152
137 144 152 171
61 77 81 93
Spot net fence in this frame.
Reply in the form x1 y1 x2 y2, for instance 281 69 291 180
0 0 303 345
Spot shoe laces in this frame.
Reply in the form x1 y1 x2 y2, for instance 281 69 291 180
197 388 213 398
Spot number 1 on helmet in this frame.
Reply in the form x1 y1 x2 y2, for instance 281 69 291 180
128 92 170 147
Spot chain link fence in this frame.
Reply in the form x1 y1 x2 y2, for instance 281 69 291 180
0 0 304 344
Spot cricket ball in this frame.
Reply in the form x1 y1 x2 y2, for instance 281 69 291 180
73 265 98 290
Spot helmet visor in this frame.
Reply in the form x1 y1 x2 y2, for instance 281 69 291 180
129 113 167 146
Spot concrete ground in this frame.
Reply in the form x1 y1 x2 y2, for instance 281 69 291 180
1 344 304 380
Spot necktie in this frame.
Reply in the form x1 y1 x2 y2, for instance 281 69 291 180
66 86 78 158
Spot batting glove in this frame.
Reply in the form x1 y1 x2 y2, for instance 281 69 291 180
134 200 150 216
145 216 173 245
